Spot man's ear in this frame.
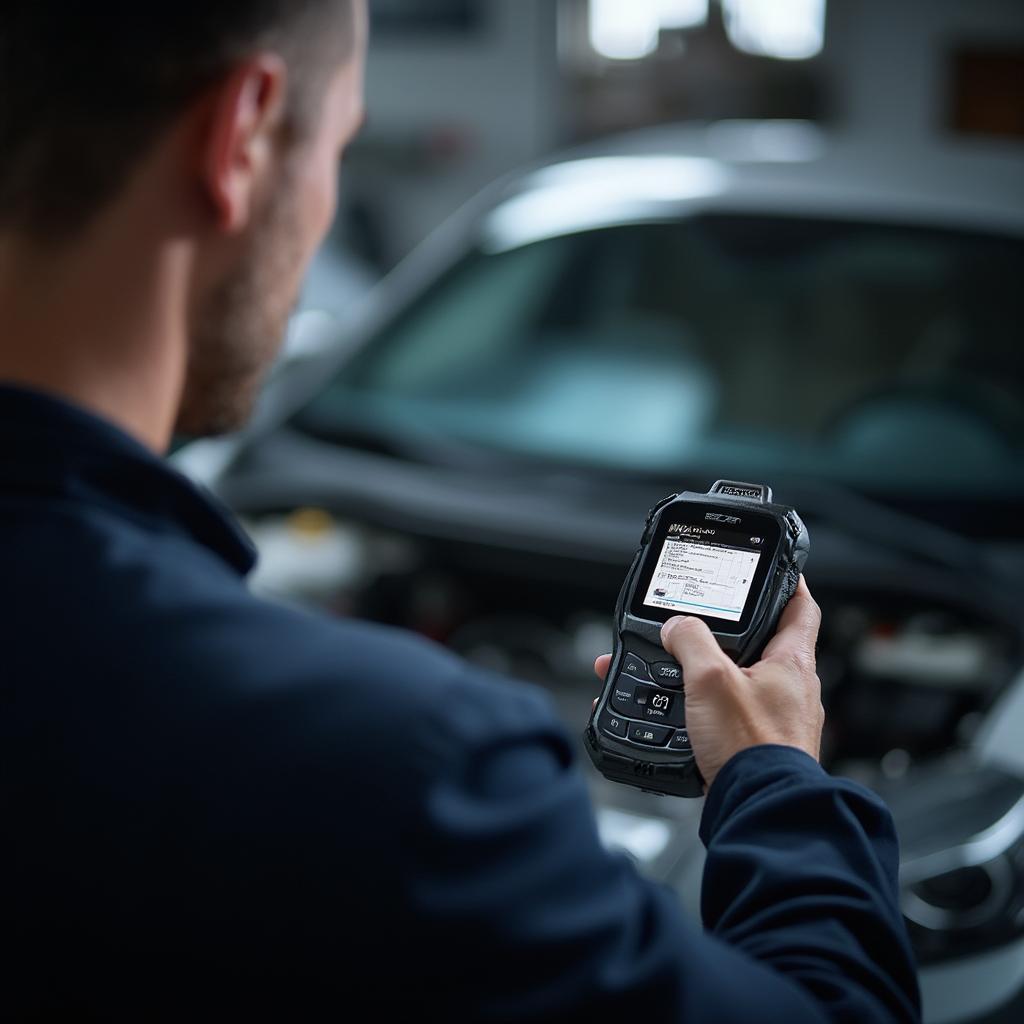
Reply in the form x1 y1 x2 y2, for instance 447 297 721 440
199 55 289 234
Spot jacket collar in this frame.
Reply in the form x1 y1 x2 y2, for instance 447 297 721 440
0 383 257 576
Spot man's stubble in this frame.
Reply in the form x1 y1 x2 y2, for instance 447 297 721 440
176 162 306 439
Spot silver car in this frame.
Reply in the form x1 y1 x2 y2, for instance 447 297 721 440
176 121 1024 1022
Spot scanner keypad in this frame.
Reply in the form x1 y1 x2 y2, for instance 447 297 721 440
599 648 690 754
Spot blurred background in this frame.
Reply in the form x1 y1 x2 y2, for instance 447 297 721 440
175 2 1024 1020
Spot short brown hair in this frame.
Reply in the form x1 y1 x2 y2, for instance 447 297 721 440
0 1 355 241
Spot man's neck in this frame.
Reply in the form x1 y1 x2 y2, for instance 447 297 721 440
0 220 190 455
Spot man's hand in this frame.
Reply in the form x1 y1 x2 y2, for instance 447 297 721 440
593 577 824 793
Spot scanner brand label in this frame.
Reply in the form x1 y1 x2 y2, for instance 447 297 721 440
669 524 715 537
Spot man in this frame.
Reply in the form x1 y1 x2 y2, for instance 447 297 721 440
0 2 920 1020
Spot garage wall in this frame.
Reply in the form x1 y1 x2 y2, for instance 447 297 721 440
825 0 1024 144
359 0 563 259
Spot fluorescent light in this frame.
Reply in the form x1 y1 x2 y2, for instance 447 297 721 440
588 0 709 60
723 0 826 60
589 0 660 61
657 0 709 30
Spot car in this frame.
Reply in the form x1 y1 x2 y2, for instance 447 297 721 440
174 120 1024 1022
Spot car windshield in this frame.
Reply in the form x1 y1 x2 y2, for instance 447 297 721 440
295 214 1024 493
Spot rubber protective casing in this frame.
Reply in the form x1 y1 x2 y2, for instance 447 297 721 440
584 482 810 798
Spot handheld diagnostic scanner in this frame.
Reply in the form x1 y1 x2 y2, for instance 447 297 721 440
584 480 810 798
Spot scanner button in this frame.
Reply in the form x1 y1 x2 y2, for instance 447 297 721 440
599 710 628 739
627 722 672 747
610 680 636 716
637 686 685 726
669 729 692 752
652 661 683 687
622 653 651 680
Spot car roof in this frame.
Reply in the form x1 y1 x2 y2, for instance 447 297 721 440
481 121 1024 251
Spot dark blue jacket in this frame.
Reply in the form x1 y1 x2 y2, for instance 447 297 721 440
0 384 920 1021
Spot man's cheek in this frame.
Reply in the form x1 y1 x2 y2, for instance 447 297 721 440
315 164 338 242
303 150 338 247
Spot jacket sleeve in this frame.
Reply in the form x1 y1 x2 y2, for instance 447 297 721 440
699 745 921 1024
404 668 922 1024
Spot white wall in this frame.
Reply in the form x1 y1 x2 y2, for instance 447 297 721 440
824 0 1024 144
360 0 563 258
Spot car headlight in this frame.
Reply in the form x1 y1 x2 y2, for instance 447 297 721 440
886 761 1024 965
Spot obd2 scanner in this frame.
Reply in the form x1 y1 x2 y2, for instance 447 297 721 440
584 481 810 797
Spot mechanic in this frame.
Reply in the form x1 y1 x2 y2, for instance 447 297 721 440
0 3 920 1020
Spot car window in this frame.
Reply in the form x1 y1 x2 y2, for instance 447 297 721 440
295 215 1024 490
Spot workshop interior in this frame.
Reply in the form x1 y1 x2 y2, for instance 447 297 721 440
70 0 1024 1019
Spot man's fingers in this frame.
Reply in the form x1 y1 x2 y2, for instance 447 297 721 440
661 616 733 685
593 653 612 681
759 576 821 668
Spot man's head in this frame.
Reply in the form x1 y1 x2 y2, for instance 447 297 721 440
0 1 367 437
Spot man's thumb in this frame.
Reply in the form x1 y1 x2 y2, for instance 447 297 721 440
661 616 733 687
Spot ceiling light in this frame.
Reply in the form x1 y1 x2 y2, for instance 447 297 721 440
723 0 826 60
